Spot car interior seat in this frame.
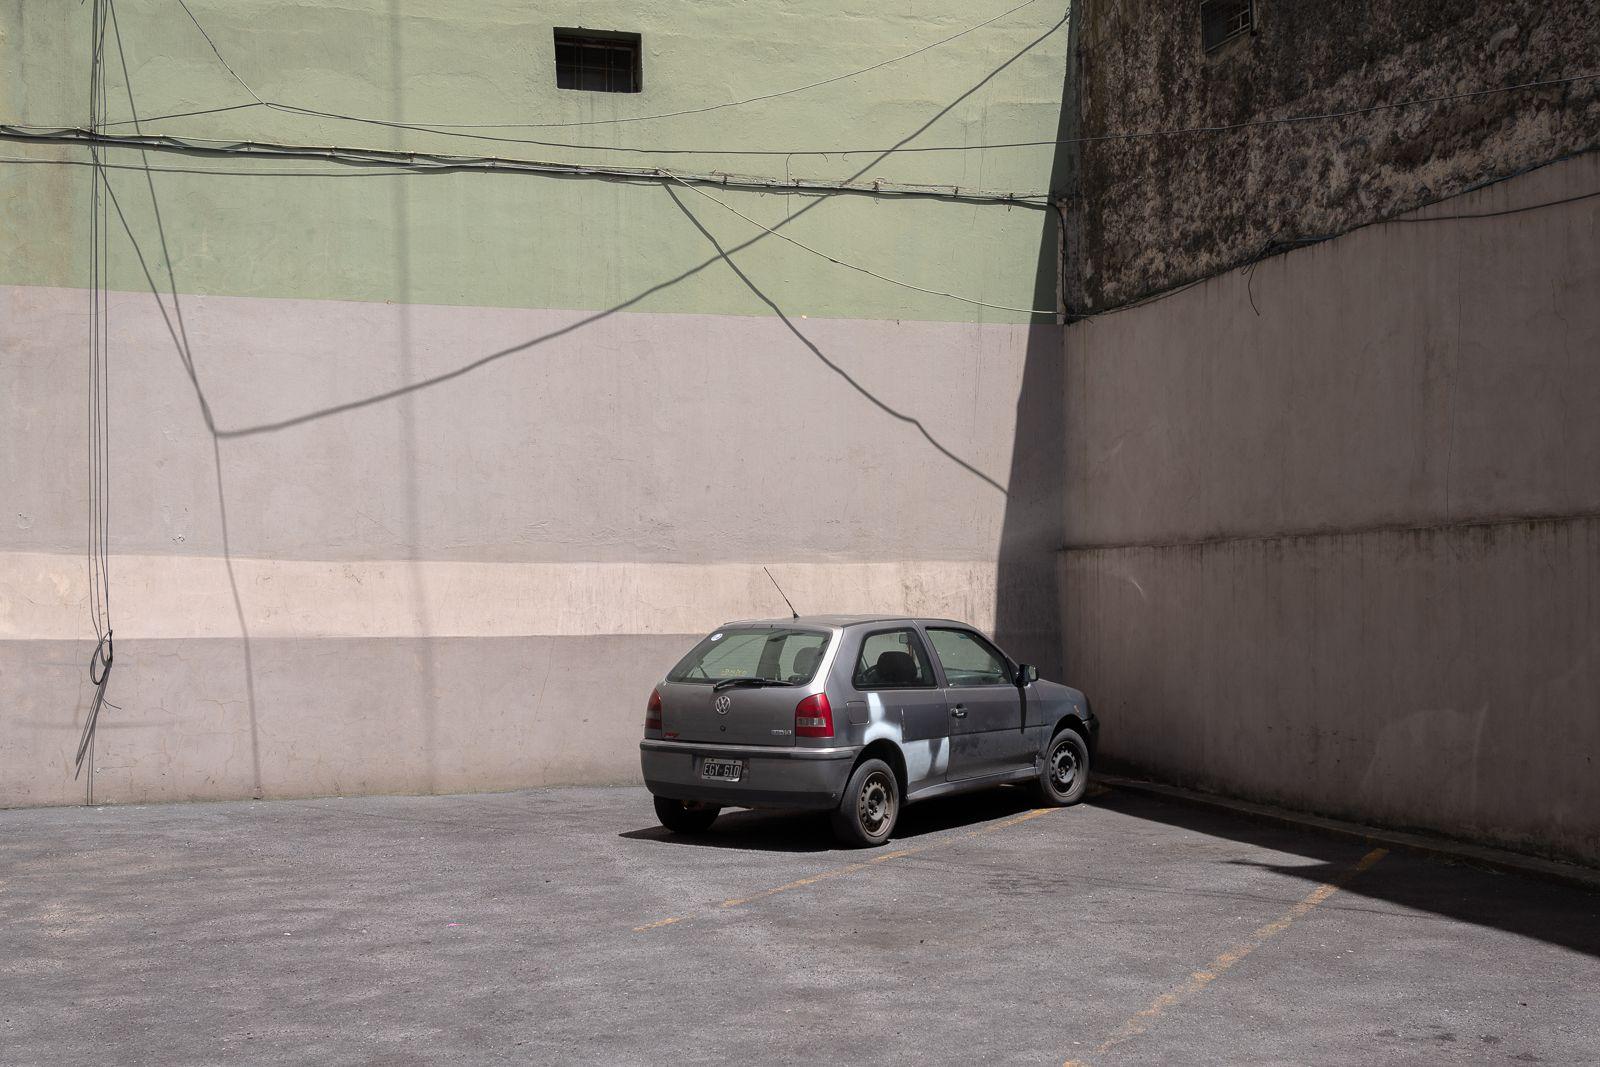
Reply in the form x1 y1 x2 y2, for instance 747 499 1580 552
789 645 823 682
875 649 919 686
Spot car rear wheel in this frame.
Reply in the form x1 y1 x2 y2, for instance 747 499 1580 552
653 795 720 834
831 758 899 847
1033 727 1090 806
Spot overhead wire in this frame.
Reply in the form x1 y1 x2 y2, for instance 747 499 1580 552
12 0 1592 163
1071 147 1600 321
78 0 116 793
260 71 1600 157
248 0 1043 131
0 125 1052 204
150 0 1594 158
172 0 263 105
15 69 1594 159
97 101 262 128
13 1 1592 338
663 172 1057 316
107 0 220 434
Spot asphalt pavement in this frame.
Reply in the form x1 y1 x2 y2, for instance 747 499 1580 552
3 783 1597 1065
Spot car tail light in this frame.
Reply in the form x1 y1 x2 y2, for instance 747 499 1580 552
645 687 663 732
794 693 833 738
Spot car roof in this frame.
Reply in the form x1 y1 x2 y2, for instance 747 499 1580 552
716 614 977 630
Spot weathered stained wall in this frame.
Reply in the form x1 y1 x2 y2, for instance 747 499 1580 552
0 0 1071 805
1065 0 1600 311
1062 152 1600 864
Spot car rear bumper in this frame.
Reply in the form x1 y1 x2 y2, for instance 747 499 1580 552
640 738 860 811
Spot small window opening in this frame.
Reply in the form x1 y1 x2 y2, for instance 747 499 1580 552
554 29 641 93
1200 0 1253 52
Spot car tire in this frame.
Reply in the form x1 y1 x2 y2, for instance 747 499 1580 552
1033 727 1091 806
653 795 720 834
831 758 900 848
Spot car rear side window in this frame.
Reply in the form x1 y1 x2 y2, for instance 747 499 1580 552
853 629 935 690
926 628 1012 687
667 627 830 685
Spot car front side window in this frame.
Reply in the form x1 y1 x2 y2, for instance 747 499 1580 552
925 628 1012 688
853 629 935 690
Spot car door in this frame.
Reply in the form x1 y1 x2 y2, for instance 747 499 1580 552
846 627 949 791
924 626 1029 782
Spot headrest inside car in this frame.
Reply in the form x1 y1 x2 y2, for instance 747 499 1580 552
790 645 822 678
876 649 918 686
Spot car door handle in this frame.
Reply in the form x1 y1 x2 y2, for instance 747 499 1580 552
950 704 967 718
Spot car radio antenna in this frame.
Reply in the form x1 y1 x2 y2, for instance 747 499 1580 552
763 566 800 620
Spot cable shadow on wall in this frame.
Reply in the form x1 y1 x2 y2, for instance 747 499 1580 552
204 12 1069 452
662 186 1005 494
88 4 1067 796
103 0 264 799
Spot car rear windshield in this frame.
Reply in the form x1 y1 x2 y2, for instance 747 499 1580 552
667 627 831 685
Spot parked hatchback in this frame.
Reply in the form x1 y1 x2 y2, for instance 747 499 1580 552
640 615 1097 846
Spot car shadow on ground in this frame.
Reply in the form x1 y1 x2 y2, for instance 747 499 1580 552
619 785 1044 854
1085 786 1600 959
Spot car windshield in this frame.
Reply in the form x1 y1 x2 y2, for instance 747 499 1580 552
667 626 831 686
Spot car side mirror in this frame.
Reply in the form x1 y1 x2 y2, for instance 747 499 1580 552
1016 663 1039 685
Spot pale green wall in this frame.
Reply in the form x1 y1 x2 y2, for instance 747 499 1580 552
2 0 1069 323
1 0 1071 807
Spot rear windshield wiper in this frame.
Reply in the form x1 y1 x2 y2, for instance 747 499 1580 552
711 677 795 691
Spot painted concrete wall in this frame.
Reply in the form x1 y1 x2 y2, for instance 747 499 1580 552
0 1 1071 805
1061 152 1600 864
1064 0 1600 311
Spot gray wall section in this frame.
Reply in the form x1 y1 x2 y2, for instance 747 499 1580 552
1060 153 1600 865
1065 153 1600 548
1065 519 1600 864
2 635 694 807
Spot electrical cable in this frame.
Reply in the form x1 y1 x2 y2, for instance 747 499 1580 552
1070 148 1600 321
1384 187 1600 221
663 171 1057 316
19 68 1595 160
173 0 263 104
153 0 1595 159
171 0 1042 131
17 0 1592 161
98 101 263 128
0 125 1052 204
77 0 115 792
11 5 1591 337
264 71 1600 157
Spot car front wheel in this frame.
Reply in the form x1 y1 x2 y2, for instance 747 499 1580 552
831 758 899 847
1034 727 1090 806
654 795 720 834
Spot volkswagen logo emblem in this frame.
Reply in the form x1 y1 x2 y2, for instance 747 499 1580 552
715 695 732 715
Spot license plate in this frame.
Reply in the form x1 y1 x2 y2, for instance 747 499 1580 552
701 758 744 782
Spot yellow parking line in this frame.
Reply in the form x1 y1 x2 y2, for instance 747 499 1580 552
636 806 1062 932
720 861 875 908
1063 847 1388 1066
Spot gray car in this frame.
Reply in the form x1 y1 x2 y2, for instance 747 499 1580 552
639 615 1098 846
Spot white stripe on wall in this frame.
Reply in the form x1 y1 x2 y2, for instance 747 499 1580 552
1 552 1003 641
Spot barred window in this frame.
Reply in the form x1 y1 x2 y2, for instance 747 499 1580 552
554 29 641 93
1201 0 1253 52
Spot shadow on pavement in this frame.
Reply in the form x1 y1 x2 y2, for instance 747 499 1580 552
1087 786 1600 959
620 785 1043 854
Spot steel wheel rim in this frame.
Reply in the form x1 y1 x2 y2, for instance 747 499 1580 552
1050 738 1080 793
858 771 895 836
